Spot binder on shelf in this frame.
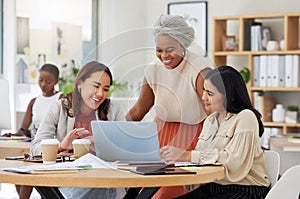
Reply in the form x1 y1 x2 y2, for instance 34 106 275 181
278 55 285 87
292 55 300 87
270 55 280 87
253 56 260 87
285 55 293 87
259 55 267 87
266 55 272 87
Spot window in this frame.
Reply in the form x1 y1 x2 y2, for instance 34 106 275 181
16 0 98 64
0 0 3 74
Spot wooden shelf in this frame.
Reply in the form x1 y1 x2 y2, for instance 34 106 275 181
264 122 300 127
214 50 300 56
250 87 300 92
213 13 300 134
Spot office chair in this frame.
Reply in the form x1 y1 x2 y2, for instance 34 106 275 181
265 164 300 199
264 150 280 187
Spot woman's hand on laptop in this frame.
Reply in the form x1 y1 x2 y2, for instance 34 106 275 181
160 146 191 162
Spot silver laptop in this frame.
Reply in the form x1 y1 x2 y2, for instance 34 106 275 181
91 121 162 163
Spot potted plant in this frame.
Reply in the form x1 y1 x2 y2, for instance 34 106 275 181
239 67 250 84
285 105 299 123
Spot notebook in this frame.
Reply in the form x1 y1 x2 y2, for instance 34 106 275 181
91 121 162 163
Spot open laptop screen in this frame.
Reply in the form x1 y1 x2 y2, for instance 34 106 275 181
91 121 162 162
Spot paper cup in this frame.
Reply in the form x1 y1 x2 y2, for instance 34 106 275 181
72 139 91 158
40 139 59 164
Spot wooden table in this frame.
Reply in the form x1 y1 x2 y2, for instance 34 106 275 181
270 137 300 175
0 141 30 159
0 159 225 199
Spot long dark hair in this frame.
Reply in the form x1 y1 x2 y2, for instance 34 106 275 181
62 61 113 120
205 65 264 137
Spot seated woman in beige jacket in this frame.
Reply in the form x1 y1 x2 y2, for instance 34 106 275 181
160 66 270 199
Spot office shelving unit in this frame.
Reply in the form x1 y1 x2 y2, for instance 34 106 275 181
213 13 300 134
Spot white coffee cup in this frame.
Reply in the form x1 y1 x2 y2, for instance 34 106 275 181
72 139 91 158
40 139 59 164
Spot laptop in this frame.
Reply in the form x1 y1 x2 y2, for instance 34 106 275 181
91 121 162 163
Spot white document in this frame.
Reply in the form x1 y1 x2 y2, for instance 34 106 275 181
73 153 116 169
2 153 116 174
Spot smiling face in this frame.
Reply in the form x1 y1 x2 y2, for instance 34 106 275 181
77 71 111 114
202 79 226 114
155 34 185 69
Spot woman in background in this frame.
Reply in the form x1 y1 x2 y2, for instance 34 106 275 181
3 63 63 199
160 66 270 199
126 14 213 198
31 61 125 199
3 63 63 138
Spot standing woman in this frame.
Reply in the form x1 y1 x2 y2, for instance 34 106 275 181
160 66 270 199
126 14 213 198
31 61 125 199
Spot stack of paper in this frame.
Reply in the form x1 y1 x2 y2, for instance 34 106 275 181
2 153 116 174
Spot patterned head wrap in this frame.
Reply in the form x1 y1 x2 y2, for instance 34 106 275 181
153 14 195 48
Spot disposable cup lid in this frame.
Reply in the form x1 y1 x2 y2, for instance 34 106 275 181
72 139 91 144
41 139 59 144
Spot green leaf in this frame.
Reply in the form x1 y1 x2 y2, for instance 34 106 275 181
239 67 250 83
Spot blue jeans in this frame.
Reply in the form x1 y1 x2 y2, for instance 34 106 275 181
59 187 116 199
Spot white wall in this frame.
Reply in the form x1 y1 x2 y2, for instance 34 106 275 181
99 0 300 75
99 0 300 107
99 0 153 98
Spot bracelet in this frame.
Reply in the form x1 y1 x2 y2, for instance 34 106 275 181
20 128 30 132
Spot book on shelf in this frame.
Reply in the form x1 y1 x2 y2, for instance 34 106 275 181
251 24 263 51
244 20 262 50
